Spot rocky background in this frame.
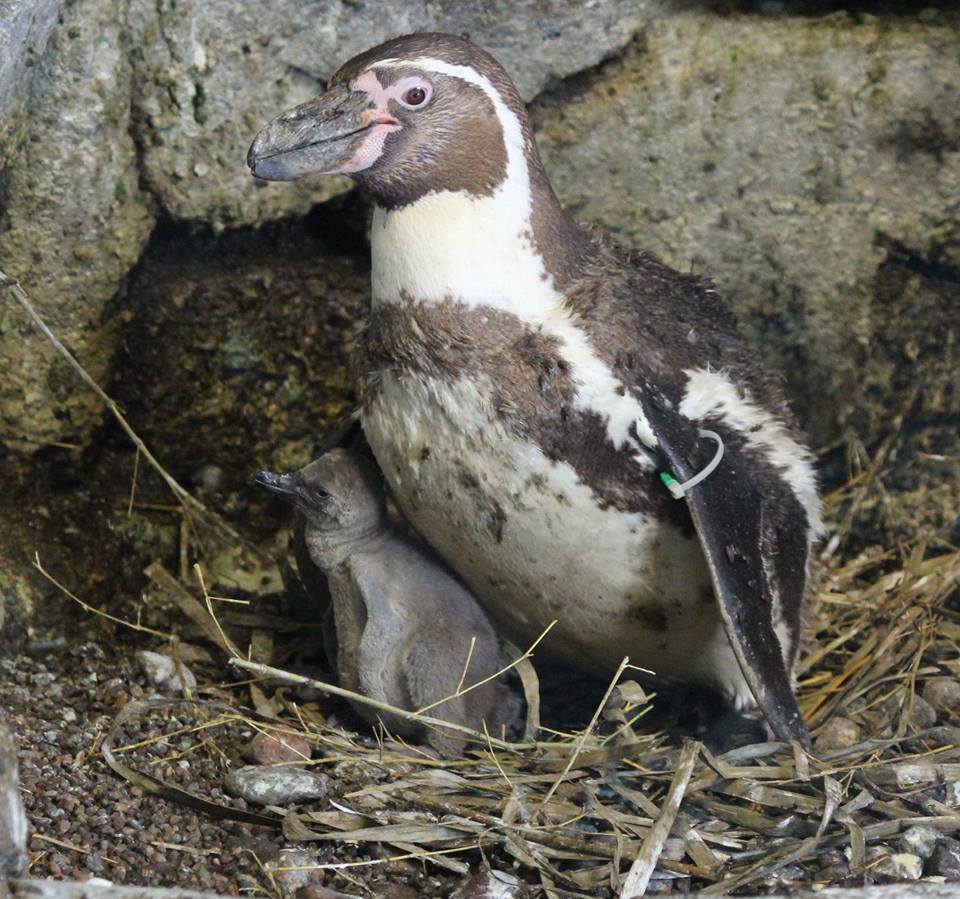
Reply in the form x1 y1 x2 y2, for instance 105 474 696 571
0 1 958 637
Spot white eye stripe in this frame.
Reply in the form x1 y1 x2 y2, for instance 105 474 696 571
375 57 525 176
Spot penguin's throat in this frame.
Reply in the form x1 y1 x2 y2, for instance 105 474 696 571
305 521 385 568
370 169 572 320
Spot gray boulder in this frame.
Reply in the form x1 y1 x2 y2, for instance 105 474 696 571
0 0 155 454
223 764 332 806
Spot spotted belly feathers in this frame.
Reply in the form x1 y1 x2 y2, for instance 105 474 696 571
361 352 755 707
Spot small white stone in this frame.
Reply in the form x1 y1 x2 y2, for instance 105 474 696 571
274 847 320 894
943 782 960 808
224 765 331 806
137 650 197 693
874 852 923 881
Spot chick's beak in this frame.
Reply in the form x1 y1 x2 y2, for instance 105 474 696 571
247 84 376 181
252 470 299 498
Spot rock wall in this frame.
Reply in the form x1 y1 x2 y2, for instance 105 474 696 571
0 0 155 453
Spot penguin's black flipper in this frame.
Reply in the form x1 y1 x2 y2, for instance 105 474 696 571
638 391 811 749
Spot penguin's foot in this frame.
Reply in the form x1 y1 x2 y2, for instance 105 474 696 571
699 707 769 753
654 683 771 752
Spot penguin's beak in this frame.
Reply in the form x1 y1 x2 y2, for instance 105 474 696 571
252 470 299 498
247 85 378 181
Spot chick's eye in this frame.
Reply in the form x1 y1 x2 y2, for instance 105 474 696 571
314 487 329 501
402 86 428 107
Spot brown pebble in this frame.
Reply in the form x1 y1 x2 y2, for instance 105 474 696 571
814 716 862 752
923 678 960 715
378 853 418 877
371 884 419 899
883 690 938 729
248 731 312 765
817 864 851 882
331 759 387 786
906 694 938 729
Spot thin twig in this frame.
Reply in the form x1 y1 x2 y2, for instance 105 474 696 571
535 656 631 816
0 268 236 539
193 563 244 657
29 834 120 866
127 446 140 516
34 552 172 640
482 719 515 791
230 658 520 751
455 637 478 696
621 739 701 897
270 842 479 872
415 619 557 715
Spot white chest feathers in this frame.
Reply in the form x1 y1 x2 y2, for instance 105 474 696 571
370 193 659 454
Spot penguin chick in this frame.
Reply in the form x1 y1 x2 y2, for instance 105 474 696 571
254 449 519 755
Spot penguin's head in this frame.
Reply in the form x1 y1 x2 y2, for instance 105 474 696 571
253 449 385 535
247 33 533 208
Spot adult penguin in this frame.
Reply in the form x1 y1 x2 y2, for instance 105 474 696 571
248 33 822 745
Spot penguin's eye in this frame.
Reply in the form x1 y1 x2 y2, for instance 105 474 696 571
399 84 430 109
403 87 426 106
314 487 330 501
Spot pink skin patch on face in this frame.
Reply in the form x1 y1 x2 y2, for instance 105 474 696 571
338 124 400 174
334 69 431 174
331 70 402 175
352 70 394 109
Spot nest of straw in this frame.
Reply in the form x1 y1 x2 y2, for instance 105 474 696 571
86 472 958 898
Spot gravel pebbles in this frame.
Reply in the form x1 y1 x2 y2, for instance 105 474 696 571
0 642 460 896
1 645 286 891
